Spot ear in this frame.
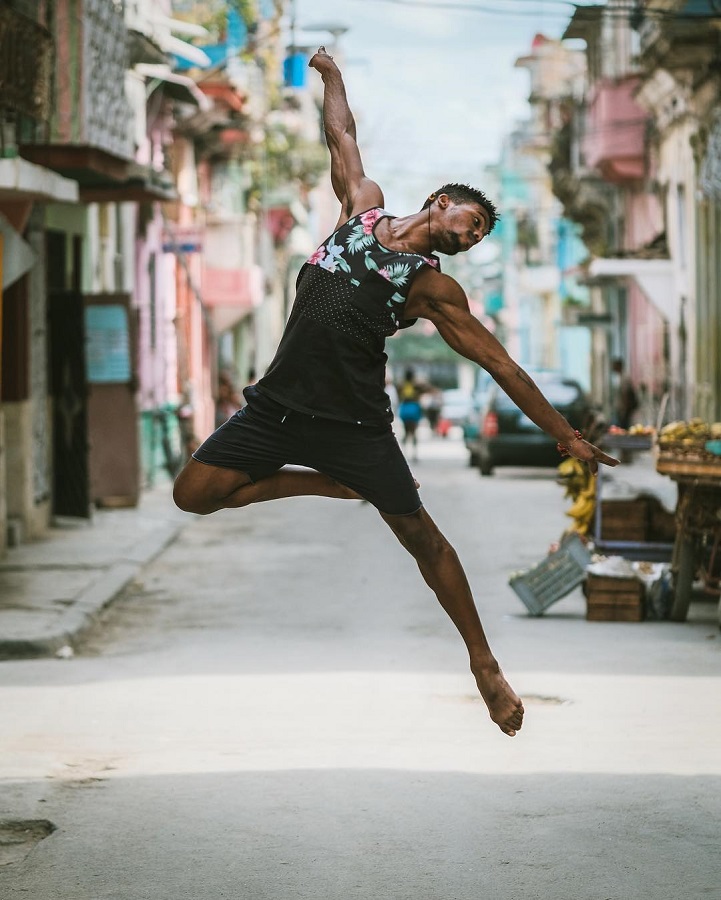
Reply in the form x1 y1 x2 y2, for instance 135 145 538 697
436 193 450 209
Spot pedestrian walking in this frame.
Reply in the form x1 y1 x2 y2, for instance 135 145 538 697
215 371 243 429
397 368 424 461
174 47 618 737
610 357 639 430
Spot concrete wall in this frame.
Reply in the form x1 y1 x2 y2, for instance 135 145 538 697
0 412 6 556
0 400 48 540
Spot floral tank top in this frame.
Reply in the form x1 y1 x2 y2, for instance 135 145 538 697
257 208 440 425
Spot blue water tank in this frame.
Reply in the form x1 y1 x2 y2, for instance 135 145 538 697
284 53 307 88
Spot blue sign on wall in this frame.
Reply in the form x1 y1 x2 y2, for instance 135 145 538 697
85 305 131 383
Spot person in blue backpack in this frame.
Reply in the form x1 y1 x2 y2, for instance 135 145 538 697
173 47 618 737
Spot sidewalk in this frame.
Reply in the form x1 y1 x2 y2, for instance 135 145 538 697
0 483 189 660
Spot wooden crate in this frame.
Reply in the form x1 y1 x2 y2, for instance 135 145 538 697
586 574 645 622
647 497 676 542
600 498 648 542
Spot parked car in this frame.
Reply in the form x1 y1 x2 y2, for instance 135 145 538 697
465 372 592 475
439 389 477 427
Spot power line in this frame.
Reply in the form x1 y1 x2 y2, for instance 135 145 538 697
356 0 721 22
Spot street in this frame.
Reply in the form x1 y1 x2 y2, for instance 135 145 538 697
1 436 720 900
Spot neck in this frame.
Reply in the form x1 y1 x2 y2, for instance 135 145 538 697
381 210 433 255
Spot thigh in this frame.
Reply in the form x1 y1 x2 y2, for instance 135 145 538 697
175 456 253 505
192 385 291 482
302 419 422 516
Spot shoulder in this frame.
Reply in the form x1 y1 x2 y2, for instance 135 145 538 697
335 178 384 229
329 204 385 242
406 266 469 319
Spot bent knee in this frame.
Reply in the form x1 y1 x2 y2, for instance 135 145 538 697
173 481 203 514
172 476 216 515
386 513 451 560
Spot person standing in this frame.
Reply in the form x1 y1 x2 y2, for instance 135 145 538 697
611 358 639 430
173 48 618 737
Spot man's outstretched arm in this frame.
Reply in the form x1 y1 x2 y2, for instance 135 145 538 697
406 270 619 473
308 47 383 225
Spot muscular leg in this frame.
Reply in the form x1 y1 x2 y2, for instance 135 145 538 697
381 506 524 737
173 459 362 515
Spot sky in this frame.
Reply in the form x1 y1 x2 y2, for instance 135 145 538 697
292 0 585 211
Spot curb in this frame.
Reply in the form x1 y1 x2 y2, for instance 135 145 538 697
0 521 185 661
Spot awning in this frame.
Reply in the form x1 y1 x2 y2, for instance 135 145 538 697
79 163 178 203
588 257 676 324
0 157 78 203
135 64 213 111
157 15 209 39
157 34 212 68
0 212 37 289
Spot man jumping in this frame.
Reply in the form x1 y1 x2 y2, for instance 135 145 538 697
173 48 618 737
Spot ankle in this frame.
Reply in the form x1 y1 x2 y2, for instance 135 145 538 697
470 656 499 679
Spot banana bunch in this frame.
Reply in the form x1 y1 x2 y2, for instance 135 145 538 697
558 457 595 535
658 418 721 448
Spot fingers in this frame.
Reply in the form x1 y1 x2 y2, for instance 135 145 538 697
587 445 619 468
578 443 620 469
597 451 620 467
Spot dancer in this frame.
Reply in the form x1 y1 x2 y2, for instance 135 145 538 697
174 48 618 737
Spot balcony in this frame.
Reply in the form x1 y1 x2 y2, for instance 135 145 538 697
19 0 134 186
0 5 79 205
582 77 648 184
638 0 720 70
202 265 263 332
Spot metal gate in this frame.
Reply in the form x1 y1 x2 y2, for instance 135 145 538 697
48 290 90 518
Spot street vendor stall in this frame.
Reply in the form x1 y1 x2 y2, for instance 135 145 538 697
655 421 721 623
595 430 675 562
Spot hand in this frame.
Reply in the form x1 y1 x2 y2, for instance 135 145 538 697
568 437 619 475
308 46 337 72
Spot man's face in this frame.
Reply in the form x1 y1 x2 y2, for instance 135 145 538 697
435 200 490 255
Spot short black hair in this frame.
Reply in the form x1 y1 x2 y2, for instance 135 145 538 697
422 182 500 233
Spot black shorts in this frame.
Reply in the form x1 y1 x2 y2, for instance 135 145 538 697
192 385 422 516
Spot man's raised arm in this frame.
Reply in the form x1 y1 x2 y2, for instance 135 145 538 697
308 47 383 226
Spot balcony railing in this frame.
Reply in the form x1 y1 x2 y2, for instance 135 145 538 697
0 5 53 156
21 0 133 167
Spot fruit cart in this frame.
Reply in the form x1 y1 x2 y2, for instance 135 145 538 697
594 431 675 562
655 422 721 623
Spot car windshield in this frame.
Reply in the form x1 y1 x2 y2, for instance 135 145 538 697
494 380 582 411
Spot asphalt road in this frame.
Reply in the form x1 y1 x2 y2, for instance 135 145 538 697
1 436 720 899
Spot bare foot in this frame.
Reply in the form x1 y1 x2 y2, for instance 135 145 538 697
473 663 524 737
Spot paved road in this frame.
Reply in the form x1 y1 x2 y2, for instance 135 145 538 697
1 437 720 899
